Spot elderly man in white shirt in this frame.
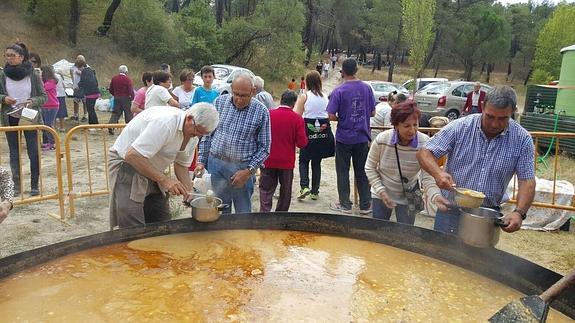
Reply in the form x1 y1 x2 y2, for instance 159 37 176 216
108 103 219 229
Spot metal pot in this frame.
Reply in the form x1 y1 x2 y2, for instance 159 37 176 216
458 207 507 248
189 197 228 222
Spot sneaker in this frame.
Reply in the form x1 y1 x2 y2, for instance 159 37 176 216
70 115 79 121
310 193 319 200
329 202 352 214
41 143 51 152
359 208 372 215
297 187 311 200
108 129 115 136
30 188 40 196
80 116 88 122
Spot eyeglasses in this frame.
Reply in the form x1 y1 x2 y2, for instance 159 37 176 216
4 53 20 58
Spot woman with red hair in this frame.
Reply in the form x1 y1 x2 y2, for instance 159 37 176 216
365 101 441 224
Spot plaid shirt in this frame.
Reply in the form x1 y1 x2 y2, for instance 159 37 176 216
425 114 535 207
198 94 271 169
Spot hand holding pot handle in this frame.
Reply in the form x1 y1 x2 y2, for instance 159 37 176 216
500 211 522 233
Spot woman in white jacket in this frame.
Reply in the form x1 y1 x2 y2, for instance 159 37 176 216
365 101 441 224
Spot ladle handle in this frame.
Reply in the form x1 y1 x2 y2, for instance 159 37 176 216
540 268 575 304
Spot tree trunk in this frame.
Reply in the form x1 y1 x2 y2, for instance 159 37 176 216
376 52 382 71
388 17 403 82
68 0 80 46
480 62 486 75
423 28 442 70
506 61 512 81
524 68 532 86
97 0 122 36
464 60 474 81
302 0 315 66
486 63 493 83
215 0 224 27
387 61 395 82
166 0 179 12
434 60 440 77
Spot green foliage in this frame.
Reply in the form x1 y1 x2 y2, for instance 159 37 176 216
178 1 223 70
532 5 575 83
219 0 305 81
111 0 184 64
22 0 69 35
402 0 436 79
365 0 402 50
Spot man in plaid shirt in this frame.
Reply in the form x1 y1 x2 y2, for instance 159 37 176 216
196 72 271 213
417 85 535 235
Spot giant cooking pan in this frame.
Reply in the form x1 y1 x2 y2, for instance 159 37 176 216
0 212 573 319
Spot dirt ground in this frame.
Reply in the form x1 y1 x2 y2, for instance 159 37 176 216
0 69 573 276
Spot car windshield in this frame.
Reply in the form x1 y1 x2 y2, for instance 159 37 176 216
213 67 231 80
418 82 449 94
371 83 392 92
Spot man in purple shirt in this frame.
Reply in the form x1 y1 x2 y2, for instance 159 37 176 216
327 58 376 214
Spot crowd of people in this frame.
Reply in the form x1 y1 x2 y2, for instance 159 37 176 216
1 42 535 239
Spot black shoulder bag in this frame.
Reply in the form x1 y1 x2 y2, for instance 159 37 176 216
394 144 424 215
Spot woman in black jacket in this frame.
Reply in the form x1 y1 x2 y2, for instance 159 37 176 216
78 64 100 124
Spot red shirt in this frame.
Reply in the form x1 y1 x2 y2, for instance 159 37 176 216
264 106 308 169
109 73 134 100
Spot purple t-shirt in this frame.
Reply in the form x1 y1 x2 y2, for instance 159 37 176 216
326 80 376 144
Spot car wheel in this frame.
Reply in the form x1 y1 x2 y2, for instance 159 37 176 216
445 110 459 121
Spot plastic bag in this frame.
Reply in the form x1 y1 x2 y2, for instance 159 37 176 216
192 172 212 194
95 98 111 112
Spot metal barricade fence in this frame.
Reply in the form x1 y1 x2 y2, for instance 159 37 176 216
369 126 575 212
2 124 573 219
64 124 126 218
0 125 65 219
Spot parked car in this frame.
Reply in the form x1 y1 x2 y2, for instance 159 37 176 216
193 64 255 95
402 78 448 93
414 81 492 120
365 81 410 102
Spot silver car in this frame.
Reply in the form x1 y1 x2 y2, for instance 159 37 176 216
365 81 409 102
193 64 255 95
414 81 492 120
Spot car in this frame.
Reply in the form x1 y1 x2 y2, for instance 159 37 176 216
402 77 448 93
192 64 255 95
365 81 410 102
414 81 492 120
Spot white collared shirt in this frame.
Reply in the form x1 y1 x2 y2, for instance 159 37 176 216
472 90 480 106
112 106 198 170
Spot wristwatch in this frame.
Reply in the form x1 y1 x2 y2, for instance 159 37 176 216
247 166 257 175
513 208 527 220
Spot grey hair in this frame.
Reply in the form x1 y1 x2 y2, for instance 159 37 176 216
232 70 255 87
484 85 517 110
119 65 128 73
253 76 265 90
187 102 220 133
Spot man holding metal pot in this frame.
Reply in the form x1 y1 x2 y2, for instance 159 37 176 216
417 85 535 234
108 103 219 229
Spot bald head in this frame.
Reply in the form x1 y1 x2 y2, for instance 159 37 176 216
76 55 85 63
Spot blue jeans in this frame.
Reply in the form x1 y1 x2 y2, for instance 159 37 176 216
434 209 461 234
42 108 58 144
335 141 371 210
6 116 39 191
372 198 414 224
208 156 254 214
